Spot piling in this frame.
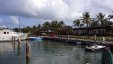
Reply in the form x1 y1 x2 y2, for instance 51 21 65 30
17 38 21 56
18 38 21 48
12 36 16 50
12 36 13 43
94 35 96 41
102 37 105 41
14 37 16 43
26 42 30 62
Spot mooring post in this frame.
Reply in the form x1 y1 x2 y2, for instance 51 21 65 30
102 37 105 42
12 36 14 44
14 37 16 43
94 35 96 41
18 38 21 48
26 42 30 62
17 38 21 56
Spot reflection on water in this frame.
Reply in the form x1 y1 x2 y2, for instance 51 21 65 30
0 40 102 64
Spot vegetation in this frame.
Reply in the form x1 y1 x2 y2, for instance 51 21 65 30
13 12 113 36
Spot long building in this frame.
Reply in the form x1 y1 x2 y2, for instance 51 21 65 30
74 25 113 36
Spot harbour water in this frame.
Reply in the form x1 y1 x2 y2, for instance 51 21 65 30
0 40 102 64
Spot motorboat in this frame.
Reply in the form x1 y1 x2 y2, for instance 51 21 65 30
0 26 28 41
29 37 42 41
85 45 106 52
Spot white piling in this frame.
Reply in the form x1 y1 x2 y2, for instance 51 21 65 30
102 37 105 41
94 35 96 40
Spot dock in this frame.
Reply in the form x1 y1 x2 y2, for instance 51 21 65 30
42 36 113 48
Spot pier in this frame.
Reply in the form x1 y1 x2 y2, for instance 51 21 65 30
42 36 113 47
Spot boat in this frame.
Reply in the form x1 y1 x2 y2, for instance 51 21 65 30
29 37 42 41
85 45 106 52
0 26 28 41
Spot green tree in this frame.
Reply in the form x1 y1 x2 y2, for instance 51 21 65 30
42 21 50 31
96 13 106 26
50 20 59 30
90 19 100 27
81 12 91 27
81 12 91 37
73 19 81 28
37 24 41 29
33 25 37 29
58 21 64 28
13 28 19 32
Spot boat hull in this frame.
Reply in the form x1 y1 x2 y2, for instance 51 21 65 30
0 34 28 42
85 45 106 52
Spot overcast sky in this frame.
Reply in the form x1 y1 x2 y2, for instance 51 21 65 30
0 0 113 28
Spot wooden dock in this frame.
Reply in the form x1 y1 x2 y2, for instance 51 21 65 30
42 36 113 48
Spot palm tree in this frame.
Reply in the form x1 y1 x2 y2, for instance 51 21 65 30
81 12 91 38
50 20 59 31
81 12 91 27
57 21 65 35
58 21 64 28
73 19 81 28
90 18 100 27
37 24 41 29
96 13 105 27
42 21 50 31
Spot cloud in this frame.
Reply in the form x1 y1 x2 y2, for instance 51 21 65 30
0 0 69 20
0 18 3 22
0 0 113 21
9 16 19 24
0 16 19 27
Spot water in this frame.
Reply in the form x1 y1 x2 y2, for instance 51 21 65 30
0 40 102 64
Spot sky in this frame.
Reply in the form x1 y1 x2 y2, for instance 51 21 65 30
0 0 113 28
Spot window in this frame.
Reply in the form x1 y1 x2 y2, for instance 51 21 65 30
7 32 9 34
4 32 6 34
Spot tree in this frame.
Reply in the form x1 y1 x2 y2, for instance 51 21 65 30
58 21 65 28
37 24 41 29
13 28 19 32
81 12 91 37
81 12 91 27
33 25 36 29
96 13 106 26
73 19 81 28
90 19 100 27
42 21 50 31
50 20 59 30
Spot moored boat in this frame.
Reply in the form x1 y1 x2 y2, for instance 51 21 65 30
29 37 42 41
85 45 106 52
0 26 28 41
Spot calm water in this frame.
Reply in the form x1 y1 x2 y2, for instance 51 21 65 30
0 40 102 64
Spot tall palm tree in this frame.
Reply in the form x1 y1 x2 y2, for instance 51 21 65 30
73 19 81 28
81 12 91 27
96 13 105 27
81 12 91 38
58 21 64 28
57 21 65 35
42 21 50 31
50 20 59 31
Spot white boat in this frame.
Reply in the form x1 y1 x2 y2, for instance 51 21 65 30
0 26 28 41
29 37 42 41
85 45 106 52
